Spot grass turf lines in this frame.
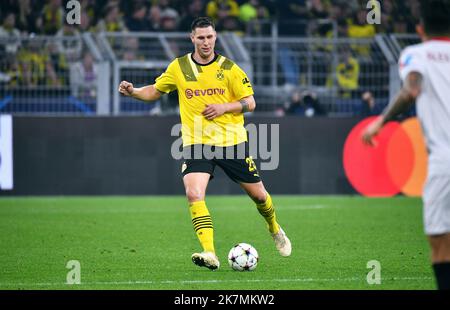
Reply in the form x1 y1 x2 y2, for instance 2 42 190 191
0 196 434 290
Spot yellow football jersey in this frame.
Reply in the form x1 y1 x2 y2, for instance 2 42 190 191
154 53 254 147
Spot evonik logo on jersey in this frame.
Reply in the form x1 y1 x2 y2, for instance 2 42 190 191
185 88 226 99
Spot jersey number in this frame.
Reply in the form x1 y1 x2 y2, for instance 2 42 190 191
245 156 257 172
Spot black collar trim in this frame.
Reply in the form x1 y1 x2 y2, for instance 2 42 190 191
190 52 219 66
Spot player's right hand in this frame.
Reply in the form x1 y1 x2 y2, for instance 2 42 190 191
361 116 384 147
118 81 134 96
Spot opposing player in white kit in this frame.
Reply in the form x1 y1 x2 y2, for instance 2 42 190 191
362 0 450 290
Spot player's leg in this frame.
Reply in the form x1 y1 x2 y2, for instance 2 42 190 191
240 181 278 233
423 175 450 289
214 144 279 232
183 172 219 269
428 233 450 290
240 181 292 257
215 143 292 257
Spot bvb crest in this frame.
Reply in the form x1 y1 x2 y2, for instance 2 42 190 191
216 69 224 81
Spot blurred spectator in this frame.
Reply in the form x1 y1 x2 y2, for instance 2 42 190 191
47 41 68 86
125 2 152 31
79 0 98 26
160 8 180 32
278 0 308 36
212 0 244 34
378 0 410 34
239 0 270 35
0 12 21 54
4 60 20 86
55 23 82 62
40 0 64 35
149 0 180 31
239 0 258 22
336 17 348 37
360 91 377 117
347 9 376 57
284 90 302 115
70 51 97 98
239 0 270 23
278 46 300 86
307 0 331 37
15 0 40 34
148 4 162 31
207 0 240 21
285 90 325 117
278 0 308 19
96 3 128 32
331 0 359 12
79 9 94 32
207 0 240 19
17 39 59 87
122 37 145 61
347 8 376 38
336 48 359 98
404 0 421 33
327 1 350 37
379 0 395 33
306 0 330 18
216 16 244 34
160 8 182 58
179 0 205 32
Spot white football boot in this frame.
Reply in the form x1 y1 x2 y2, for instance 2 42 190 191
191 252 220 270
271 226 292 257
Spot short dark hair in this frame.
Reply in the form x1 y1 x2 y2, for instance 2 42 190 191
420 0 450 36
191 17 215 32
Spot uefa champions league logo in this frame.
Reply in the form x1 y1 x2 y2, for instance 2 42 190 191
66 0 81 25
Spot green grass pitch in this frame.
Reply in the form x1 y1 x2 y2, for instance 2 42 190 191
0 196 434 290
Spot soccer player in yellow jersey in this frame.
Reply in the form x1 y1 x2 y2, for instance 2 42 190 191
118 17 291 270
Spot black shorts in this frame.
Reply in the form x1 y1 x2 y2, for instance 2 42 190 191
181 143 261 184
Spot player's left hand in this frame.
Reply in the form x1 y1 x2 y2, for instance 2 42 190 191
361 116 384 147
202 104 227 120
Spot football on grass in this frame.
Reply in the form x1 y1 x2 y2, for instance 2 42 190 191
228 243 259 271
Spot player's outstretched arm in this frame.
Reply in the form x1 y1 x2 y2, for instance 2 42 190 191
118 81 162 102
362 72 423 146
202 95 256 120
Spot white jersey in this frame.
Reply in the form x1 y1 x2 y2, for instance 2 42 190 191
399 38 450 177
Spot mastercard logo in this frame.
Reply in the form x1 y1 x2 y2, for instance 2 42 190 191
343 117 428 197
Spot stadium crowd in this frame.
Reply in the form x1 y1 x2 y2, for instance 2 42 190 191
0 0 421 37
0 0 421 115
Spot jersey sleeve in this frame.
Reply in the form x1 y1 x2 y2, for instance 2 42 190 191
229 64 254 100
398 46 425 82
154 60 178 93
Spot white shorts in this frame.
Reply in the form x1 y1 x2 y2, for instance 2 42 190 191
423 175 450 235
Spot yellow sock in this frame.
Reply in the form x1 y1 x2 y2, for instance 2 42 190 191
189 200 215 253
256 193 280 234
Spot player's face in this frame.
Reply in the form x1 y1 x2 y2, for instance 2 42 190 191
191 26 216 59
